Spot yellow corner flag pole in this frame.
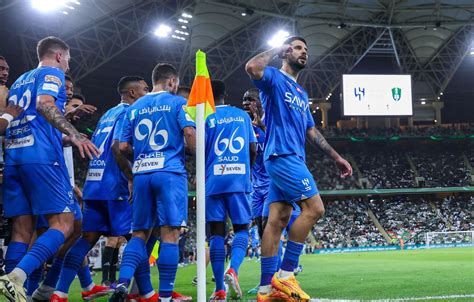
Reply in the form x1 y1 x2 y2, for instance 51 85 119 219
186 50 215 302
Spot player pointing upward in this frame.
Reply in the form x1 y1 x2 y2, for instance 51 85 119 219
245 36 352 301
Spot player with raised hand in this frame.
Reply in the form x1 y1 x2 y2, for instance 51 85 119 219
246 36 352 301
0 36 99 302
109 63 196 302
48 76 148 302
205 80 257 301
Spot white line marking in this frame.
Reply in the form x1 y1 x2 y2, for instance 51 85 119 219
310 294 474 301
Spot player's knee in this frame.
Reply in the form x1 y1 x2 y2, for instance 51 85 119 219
209 224 225 238
267 214 290 232
307 203 325 222
11 217 34 243
161 226 181 243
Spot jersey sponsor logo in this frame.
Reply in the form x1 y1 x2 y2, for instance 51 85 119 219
89 159 106 167
213 163 246 175
86 168 104 181
5 135 34 149
44 75 62 87
216 116 245 125
138 105 171 115
11 78 35 89
9 115 36 128
42 83 59 93
133 157 165 173
284 92 309 112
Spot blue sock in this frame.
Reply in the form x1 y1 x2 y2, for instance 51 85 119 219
26 266 43 295
42 256 63 288
17 229 64 276
78 265 93 289
276 240 283 271
55 238 91 293
157 242 178 297
209 236 225 292
135 253 153 296
280 240 303 272
117 237 146 287
230 230 248 274
260 256 279 286
5 242 28 274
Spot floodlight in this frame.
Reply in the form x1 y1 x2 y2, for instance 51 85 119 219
154 24 172 38
267 30 290 47
32 0 67 12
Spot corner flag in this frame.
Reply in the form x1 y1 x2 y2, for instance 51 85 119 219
186 50 214 302
186 50 215 121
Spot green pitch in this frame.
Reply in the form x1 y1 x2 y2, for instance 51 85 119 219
67 247 474 301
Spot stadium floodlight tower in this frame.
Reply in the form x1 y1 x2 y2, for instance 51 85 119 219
425 231 474 249
154 24 172 38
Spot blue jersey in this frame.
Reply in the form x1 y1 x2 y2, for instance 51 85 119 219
205 105 257 195
82 103 130 201
5 67 67 165
252 125 270 189
120 91 195 175
252 67 315 161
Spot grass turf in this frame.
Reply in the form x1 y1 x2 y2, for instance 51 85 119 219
67 247 474 301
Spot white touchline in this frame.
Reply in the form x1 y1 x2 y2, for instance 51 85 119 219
309 294 474 302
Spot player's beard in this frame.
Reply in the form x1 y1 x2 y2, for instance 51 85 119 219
288 58 306 72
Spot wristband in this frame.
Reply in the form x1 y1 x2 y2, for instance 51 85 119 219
0 113 14 124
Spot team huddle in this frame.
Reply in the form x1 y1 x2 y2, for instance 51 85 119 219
0 35 352 302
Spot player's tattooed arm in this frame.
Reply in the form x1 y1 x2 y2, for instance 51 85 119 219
307 127 353 178
306 127 338 159
37 95 100 159
245 44 292 80
112 140 133 181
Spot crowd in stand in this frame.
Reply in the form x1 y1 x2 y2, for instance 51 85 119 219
311 199 386 248
309 195 473 249
307 141 472 190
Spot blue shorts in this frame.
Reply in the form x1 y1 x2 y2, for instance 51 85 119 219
3 164 74 218
36 196 82 229
132 172 188 230
251 187 268 219
264 155 319 206
206 192 251 225
82 200 132 236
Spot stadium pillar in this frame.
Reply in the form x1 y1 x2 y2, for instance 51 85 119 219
319 102 331 129
432 102 444 125
408 117 414 127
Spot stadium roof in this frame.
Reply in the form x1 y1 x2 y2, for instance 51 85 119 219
0 0 473 122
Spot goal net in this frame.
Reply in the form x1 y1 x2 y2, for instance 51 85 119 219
425 231 474 249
